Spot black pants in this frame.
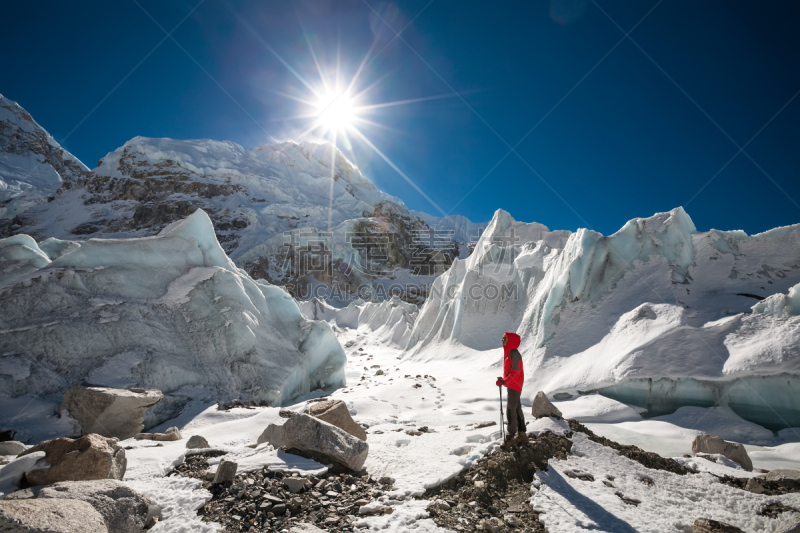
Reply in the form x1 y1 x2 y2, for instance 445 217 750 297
506 388 526 436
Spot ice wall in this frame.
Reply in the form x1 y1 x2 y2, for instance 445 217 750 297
299 296 418 347
406 207 800 428
0 210 346 426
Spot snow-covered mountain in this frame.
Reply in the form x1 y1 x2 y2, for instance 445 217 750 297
0 94 88 221
407 207 800 430
0 209 345 427
1 96 477 303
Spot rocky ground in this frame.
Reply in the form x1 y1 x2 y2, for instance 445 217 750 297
169 450 395 533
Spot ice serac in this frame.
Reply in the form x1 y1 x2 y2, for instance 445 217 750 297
0 209 346 426
406 207 800 429
0 94 89 221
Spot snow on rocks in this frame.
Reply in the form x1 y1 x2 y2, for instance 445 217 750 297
3 479 160 533
308 399 367 441
61 385 163 440
692 434 754 471
0 498 109 533
0 209 346 428
17 434 126 486
282 413 369 472
531 391 562 419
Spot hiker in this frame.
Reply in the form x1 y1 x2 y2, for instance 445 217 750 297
496 331 527 448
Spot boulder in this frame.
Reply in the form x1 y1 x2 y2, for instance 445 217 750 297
0 441 27 456
4 479 159 533
0 498 108 533
760 469 800 491
61 386 163 440
531 391 563 419
282 413 369 472
693 518 745 532
17 434 126 485
136 426 182 441
186 435 210 449
308 400 367 441
775 514 800 533
257 423 286 448
213 460 238 484
691 435 753 471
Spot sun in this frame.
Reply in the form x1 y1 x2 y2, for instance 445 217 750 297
315 90 356 131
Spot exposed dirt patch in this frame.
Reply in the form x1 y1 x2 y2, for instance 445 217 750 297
421 432 572 532
567 419 692 475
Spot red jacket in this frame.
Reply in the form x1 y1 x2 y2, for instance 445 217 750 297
503 332 524 392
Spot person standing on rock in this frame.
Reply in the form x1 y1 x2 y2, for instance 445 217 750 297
496 332 527 448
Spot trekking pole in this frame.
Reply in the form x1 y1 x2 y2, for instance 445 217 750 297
498 385 505 441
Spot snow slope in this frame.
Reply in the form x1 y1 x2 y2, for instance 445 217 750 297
0 209 345 427
407 207 800 429
0 94 88 219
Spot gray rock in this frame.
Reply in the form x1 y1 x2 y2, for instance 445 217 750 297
775 514 800 533
61 386 163 440
760 469 800 490
257 423 286 448
186 435 210 449
283 477 307 493
272 503 286 515
288 523 327 533
0 441 27 456
282 413 369 472
213 460 238 484
531 391 562 419
692 435 753 471
17 434 126 485
308 400 367 441
745 477 766 494
0 498 109 532
4 479 159 533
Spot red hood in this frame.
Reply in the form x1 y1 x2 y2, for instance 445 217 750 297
504 332 521 354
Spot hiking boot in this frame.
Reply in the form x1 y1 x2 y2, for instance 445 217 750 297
513 432 529 445
501 434 516 449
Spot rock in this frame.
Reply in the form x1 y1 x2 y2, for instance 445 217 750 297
282 413 369 471
745 477 766 494
17 434 126 485
691 435 753 471
284 477 307 493
0 498 109 532
272 503 287 515
0 441 27 456
136 426 182 442
693 518 746 532
257 423 286 448
61 386 163 440
4 479 159 533
288 523 327 533
531 391 563 419
308 399 367 441
760 469 800 491
483 516 504 532
775 514 800 533
154 427 182 441
213 460 237 484
475 421 496 429
186 435 210 449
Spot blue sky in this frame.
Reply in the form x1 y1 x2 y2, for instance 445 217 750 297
2 0 799 235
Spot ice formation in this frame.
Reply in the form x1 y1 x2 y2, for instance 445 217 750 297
407 207 800 428
0 209 346 427
300 296 418 347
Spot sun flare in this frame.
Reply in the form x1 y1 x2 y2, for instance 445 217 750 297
316 90 356 131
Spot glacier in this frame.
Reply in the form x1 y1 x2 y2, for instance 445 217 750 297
0 209 346 428
406 207 800 429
